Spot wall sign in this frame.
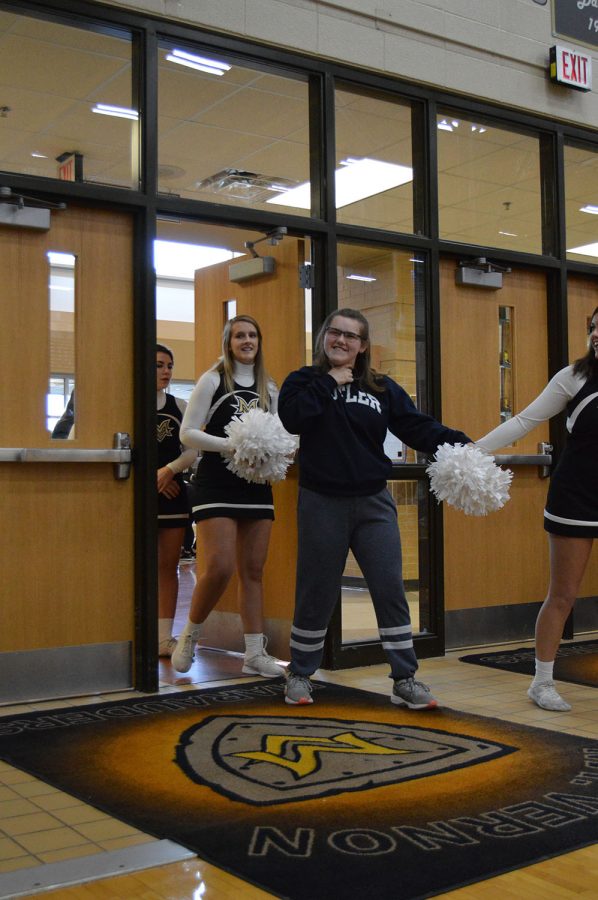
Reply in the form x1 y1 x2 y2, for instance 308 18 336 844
549 44 592 90
554 0 598 50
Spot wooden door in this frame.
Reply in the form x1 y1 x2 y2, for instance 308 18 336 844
0 205 135 702
192 238 306 660
440 260 551 645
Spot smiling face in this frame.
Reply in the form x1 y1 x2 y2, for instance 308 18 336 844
590 312 598 358
323 314 367 369
156 351 174 390
229 319 259 365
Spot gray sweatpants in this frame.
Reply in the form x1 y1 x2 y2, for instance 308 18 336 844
289 486 418 680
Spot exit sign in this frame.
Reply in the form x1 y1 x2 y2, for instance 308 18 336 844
549 45 592 91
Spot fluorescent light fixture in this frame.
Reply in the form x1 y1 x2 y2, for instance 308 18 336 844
438 119 453 132
166 49 231 75
580 204 598 215
154 239 243 279
92 103 138 120
568 242 598 258
31 152 48 159
499 230 518 237
268 157 413 210
346 273 376 282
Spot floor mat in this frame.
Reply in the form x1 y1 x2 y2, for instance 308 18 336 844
459 640 598 687
1 680 598 899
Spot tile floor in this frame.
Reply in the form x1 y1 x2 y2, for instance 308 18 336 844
2 635 598 891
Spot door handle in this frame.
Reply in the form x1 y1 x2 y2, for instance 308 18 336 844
0 432 132 480
493 443 552 479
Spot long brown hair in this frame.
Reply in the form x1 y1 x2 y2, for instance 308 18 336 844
573 306 598 379
213 314 274 410
312 308 385 393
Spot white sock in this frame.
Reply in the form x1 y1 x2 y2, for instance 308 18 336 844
158 618 174 643
533 659 555 685
180 618 202 641
244 633 265 657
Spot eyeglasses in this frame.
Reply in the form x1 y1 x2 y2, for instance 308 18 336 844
326 326 363 343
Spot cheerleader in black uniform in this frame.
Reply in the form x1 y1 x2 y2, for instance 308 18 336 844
477 306 598 712
172 316 285 678
156 345 197 657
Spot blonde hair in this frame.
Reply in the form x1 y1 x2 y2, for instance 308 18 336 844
214 315 274 410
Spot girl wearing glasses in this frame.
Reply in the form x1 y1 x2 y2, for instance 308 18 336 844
171 315 285 679
278 308 470 709
476 306 598 713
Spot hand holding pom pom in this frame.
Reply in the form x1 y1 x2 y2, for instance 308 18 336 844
223 408 299 484
426 442 513 516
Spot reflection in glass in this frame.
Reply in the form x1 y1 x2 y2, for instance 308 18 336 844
564 143 598 262
499 306 513 422
336 244 430 642
0 11 135 187
334 86 413 232
437 112 542 254
158 42 310 214
48 253 76 438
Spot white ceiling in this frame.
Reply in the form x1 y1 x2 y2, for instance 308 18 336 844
0 8 597 260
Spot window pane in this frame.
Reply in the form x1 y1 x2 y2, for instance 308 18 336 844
437 113 542 254
336 244 430 642
158 43 310 215
564 143 598 263
0 11 136 187
335 86 414 232
48 252 76 438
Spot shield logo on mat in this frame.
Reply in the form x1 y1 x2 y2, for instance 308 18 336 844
176 715 515 805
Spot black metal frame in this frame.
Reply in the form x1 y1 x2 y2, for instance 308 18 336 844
4 0 598 686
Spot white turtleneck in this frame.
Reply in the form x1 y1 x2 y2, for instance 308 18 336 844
180 361 278 453
157 389 198 474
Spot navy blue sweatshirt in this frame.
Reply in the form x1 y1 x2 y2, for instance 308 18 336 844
278 366 471 497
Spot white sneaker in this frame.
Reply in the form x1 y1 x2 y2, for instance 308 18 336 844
527 680 571 711
158 637 177 658
171 633 198 672
242 636 286 678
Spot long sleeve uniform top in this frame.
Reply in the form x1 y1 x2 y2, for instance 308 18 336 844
156 390 197 474
180 361 279 454
278 366 471 497
476 366 584 452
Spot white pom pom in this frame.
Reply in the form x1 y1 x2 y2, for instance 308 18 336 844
426 443 513 516
223 409 299 484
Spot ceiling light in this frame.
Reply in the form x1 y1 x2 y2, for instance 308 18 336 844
166 49 231 75
346 274 376 282
580 205 598 215
437 119 453 132
568 242 598 258
154 239 243 279
498 230 518 237
31 152 48 159
92 104 138 120
267 157 413 209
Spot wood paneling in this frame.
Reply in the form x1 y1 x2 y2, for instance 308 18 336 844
0 206 135 652
440 260 551 611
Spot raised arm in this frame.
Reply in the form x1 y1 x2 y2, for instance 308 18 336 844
476 366 582 453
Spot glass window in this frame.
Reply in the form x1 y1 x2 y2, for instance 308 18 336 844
335 86 414 232
564 143 598 263
437 112 542 254
336 244 431 643
157 42 310 215
0 11 136 187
